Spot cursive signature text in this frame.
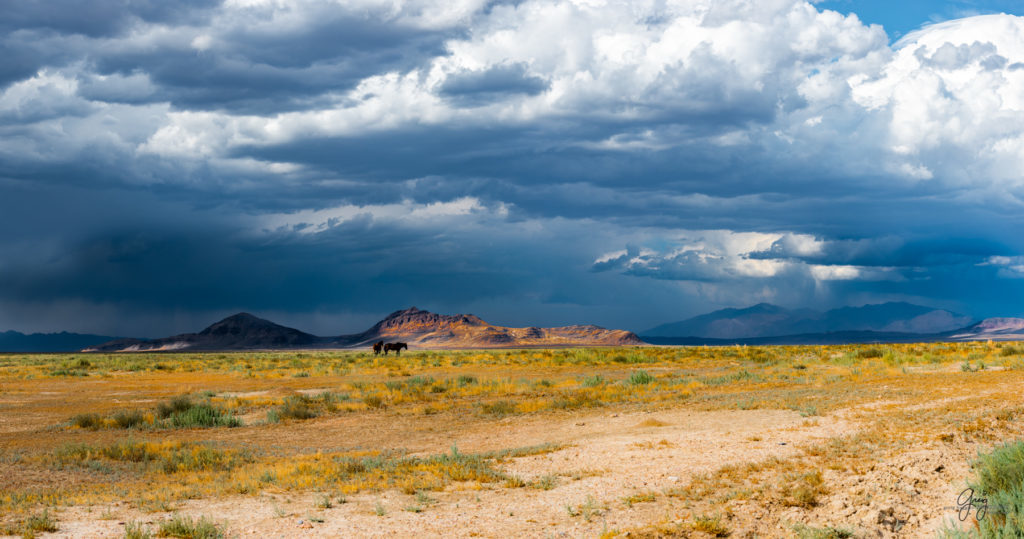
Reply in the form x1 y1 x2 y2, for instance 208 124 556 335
957 487 988 521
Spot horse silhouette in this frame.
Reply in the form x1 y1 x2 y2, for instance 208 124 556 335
383 342 408 355
372 341 384 355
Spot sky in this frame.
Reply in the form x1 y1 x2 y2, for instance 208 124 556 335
3 0 1024 337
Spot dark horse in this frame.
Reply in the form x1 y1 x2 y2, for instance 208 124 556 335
372 340 384 355
383 342 408 355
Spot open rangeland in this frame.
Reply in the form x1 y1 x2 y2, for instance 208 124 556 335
2 344 1023 538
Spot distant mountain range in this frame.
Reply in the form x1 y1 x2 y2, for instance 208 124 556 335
643 302 974 339
0 330 119 353
80 307 643 352
640 301 1024 345
4 302 1024 353
948 318 1024 342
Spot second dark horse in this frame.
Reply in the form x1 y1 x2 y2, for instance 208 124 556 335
372 340 384 355
383 342 408 355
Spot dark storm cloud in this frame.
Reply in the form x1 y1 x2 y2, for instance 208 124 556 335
4 0 1024 335
91 14 453 112
0 1 456 112
440 63 549 106
748 236 1016 268
0 203 595 328
0 0 221 38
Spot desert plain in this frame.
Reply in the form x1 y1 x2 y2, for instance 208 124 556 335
1 343 1022 538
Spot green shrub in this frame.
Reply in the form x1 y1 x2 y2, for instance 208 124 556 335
113 410 146 429
169 404 240 429
1001 346 1024 357
856 347 884 359
50 368 88 377
157 396 194 419
72 413 103 429
628 370 654 385
278 396 317 420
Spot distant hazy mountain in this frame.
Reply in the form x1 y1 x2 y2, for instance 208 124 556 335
0 330 118 352
947 318 1024 341
86 307 644 351
643 302 974 339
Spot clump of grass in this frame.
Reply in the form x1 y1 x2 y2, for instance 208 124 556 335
456 375 477 386
113 409 146 429
374 501 386 516
50 367 88 377
504 474 526 488
623 492 657 507
158 514 223 539
1001 345 1024 357
72 413 104 430
582 374 605 387
415 491 435 506
791 404 819 417
50 440 254 475
628 370 654 385
124 520 153 539
362 395 386 409
314 493 332 509
157 396 194 419
551 390 603 411
575 496 604 521
168 404 240 429
692 514 730 537
21 509 58 536
793 524 854 539
277 395 317 421
481 400 516 417
74 400 210 430
856 347 884 359
780 470 827 508
533 474 559 490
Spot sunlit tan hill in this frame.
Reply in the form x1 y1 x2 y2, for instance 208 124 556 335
84 307 644 351
334 307 644 348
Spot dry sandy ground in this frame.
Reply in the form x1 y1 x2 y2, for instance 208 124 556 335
17 400 982 539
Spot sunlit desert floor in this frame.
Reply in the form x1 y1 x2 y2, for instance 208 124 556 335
1 344 1021 538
